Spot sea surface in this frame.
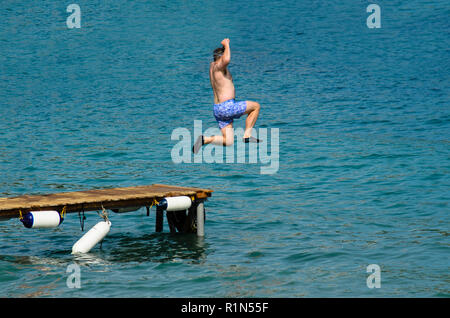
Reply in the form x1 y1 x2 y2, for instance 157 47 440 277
0 0 448 297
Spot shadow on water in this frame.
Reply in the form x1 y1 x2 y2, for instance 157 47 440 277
48 233 210 266
0 232 210 269
105 233 209 264
0 254 70 267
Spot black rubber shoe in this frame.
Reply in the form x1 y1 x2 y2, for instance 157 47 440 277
243 136 262 143
193 135 204 154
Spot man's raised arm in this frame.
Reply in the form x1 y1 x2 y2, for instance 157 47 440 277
217 38 231 69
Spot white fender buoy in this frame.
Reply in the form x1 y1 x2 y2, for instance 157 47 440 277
72 220 111 254
158 196 192 211
21 211 63 229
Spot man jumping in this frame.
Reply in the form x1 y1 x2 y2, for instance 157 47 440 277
193 38 261 154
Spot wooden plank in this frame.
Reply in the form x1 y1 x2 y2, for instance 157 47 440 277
0 184 213 219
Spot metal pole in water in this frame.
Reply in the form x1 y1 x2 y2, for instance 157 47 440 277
196 201 205 237
156 205 164 232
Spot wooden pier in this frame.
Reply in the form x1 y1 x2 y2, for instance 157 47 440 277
0 184 213 235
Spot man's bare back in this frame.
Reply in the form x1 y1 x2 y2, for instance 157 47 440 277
209 39 235 104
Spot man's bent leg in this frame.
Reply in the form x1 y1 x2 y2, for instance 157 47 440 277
203 124 234 146
243 101 261 141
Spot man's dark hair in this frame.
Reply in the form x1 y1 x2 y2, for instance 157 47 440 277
213 46 224 61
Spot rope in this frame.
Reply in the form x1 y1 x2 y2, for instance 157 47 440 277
78 205 86 231
19 210 23 220
60 206 67 219
98 204 109 222
146 198 159 215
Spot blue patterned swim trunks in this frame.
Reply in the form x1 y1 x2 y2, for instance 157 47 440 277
213 99 247 129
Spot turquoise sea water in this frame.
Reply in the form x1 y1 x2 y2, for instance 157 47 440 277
0 0 449 297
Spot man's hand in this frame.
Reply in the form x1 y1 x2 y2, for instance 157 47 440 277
216 38 231 69
221 38 230 47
